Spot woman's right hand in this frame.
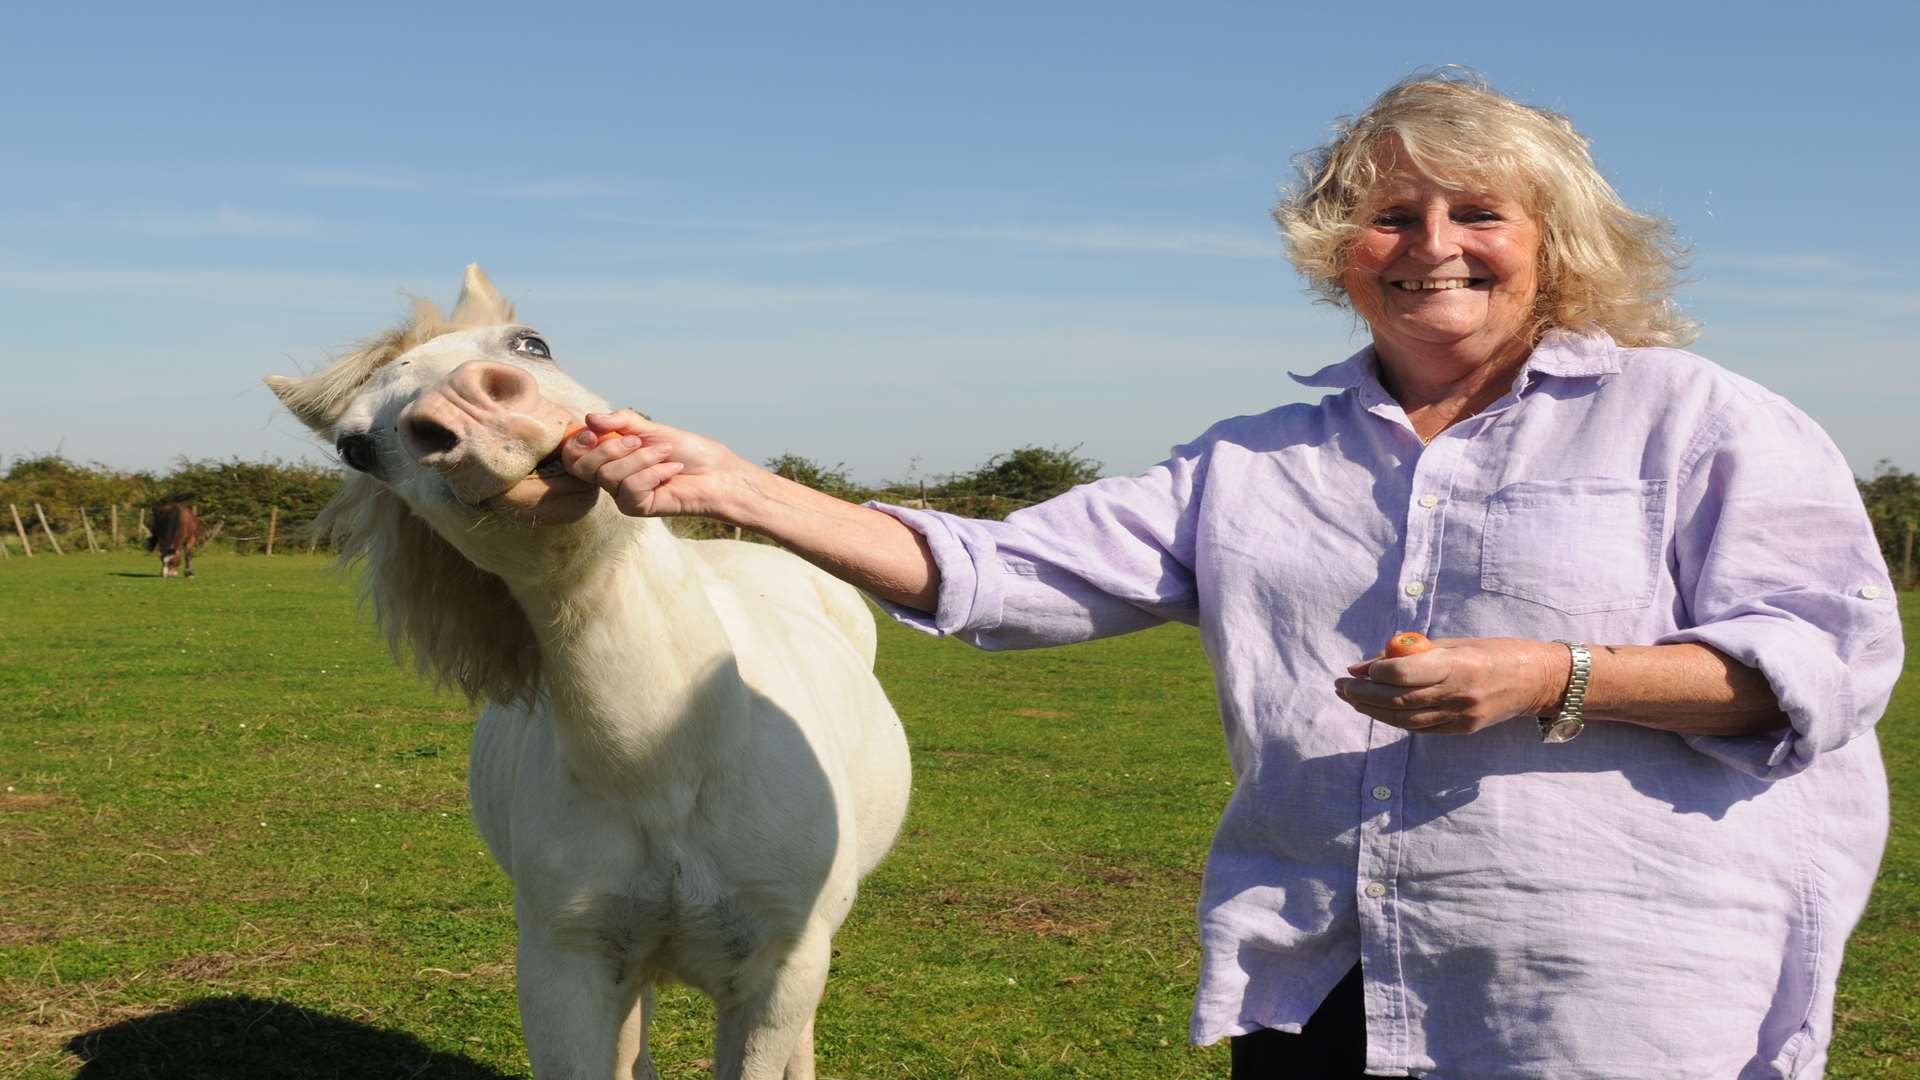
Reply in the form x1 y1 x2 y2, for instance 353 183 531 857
564 409 942 611
561 410 755 521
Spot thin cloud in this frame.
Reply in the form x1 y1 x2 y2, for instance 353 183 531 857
578 216 1282 259
287 166 644 202
142 207 326 238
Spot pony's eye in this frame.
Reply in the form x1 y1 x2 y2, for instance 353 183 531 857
514 334 552 360
336 433 379 473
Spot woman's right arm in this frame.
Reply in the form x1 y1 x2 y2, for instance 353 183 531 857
560 410 941 612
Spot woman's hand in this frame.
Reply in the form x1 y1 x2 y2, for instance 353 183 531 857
561 410 756 520
1334 637 1570 735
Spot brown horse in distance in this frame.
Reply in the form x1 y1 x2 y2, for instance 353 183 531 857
147 503 200 578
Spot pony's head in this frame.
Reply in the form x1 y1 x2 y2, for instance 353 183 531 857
268 265 627 703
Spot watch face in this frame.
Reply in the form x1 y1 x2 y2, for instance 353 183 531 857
1542 717 1584 744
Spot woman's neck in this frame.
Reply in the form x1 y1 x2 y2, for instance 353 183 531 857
1374 335 1535 444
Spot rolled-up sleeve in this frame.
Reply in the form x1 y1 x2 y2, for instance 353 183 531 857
1659 394 1904 779
867 443 1206 651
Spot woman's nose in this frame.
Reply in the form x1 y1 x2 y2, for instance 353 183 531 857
1408 209 1463 264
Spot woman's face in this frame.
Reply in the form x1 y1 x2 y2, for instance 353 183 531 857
1340 155 1542 371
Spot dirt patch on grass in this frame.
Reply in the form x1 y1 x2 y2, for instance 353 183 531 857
0 792 71 811
1009 708 1074 719
0 922 59 946
936 889 1111 939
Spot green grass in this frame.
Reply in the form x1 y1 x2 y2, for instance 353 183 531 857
0 551 1912 1077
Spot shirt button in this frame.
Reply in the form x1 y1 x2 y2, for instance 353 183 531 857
1404 582 1426 597
1364 882 1389 899
1372 785 1393 800
1418 494 1440 508
1861 585 1883 599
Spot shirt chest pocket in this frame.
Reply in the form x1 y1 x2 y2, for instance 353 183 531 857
1479 478 1668 615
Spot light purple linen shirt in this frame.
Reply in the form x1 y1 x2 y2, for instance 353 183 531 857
873 332 1902 1079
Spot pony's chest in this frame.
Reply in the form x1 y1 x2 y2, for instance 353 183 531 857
552 860 768 994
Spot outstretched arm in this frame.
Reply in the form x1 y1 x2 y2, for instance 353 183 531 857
559 410 941 612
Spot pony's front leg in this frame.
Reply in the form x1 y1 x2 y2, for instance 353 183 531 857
616 985 660 1080
517 935 636 1080
712 932 831 1080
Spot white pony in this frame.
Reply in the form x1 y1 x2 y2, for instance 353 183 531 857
267 266 912 1080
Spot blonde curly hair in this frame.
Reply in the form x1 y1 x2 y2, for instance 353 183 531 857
1275 71 1696 348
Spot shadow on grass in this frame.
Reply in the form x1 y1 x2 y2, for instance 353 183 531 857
64 994 517 1079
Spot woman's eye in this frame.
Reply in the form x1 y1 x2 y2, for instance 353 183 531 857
336 433 379 473
514 334 552 360
1370 211 1414 228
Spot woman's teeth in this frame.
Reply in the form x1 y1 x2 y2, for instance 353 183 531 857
1394 278 1478 291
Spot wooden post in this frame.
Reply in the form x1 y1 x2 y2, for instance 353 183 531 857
203 521 225 545
33 503 65 555
265 507 279 555
110 504 121 549
8 504 31 557
1903 520 1915 589
79 508 100 552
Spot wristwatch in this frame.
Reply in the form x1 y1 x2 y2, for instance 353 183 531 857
1539 641 1591 744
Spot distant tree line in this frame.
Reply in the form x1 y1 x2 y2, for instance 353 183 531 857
4 451 1916 588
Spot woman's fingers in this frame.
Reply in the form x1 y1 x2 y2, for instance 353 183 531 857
610 461 688 516
582 409 663 437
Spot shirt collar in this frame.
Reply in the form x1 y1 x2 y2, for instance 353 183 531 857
1287 330 1622 390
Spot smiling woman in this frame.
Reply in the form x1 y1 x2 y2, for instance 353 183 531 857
554 71 1903 1079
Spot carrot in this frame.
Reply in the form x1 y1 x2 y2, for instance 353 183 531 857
561 422 606 447
1385 631 1433 657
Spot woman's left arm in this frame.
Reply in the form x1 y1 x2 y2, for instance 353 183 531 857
1335 637 1787 738
1340 390 1902 776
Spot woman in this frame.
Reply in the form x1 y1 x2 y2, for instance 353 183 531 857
563 75 1902 1078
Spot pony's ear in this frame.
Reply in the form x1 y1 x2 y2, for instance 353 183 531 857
449 264 514 325
267 373 336 435
264 297 446 437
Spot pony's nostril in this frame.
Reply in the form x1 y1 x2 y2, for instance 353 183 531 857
482 367 528 403
406 417 459 457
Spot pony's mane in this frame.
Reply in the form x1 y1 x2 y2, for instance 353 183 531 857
269 291 515 432
316 475 543 706
274 275 539 707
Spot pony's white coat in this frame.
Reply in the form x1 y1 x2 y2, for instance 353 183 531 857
268 266 911 1080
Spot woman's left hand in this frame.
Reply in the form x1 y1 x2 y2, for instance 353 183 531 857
1335 637 1571 735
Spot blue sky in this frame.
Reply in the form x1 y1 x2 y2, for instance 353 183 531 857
5 2 1915 483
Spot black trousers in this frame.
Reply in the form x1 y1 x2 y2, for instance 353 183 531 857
1229 964 1370 1079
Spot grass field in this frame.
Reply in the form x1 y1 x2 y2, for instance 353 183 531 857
0 551 1912 1078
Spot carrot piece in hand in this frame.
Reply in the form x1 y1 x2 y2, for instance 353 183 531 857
561 422 607 447
1385 631 1433 657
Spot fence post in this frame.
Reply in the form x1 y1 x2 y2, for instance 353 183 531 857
110 504 121 549
79 508 100 552
1904 520 1914 589
266 507 279 555
33 503 64 555
8 504 31 557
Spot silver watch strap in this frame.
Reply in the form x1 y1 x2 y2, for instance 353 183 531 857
1539 641 1591 743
